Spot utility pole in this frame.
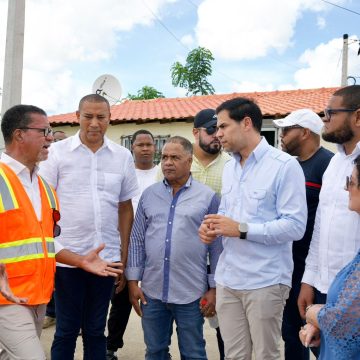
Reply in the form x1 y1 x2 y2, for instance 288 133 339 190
0 0 25 152
341 33 349 87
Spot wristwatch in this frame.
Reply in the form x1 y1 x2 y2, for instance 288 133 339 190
238 222 248 239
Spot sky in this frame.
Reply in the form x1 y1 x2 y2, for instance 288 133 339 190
0 0 360 115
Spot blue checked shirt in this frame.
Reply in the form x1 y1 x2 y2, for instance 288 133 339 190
126 176 223 304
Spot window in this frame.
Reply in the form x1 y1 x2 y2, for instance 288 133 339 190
120 134 170 163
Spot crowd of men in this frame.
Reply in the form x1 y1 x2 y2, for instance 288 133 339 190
0 84 359 360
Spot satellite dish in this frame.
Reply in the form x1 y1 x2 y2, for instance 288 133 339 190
92 74 122 105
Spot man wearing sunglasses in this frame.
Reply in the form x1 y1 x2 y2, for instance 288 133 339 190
298 85 360 358
192 109 231 197
0 105 122 360
192 109 231 360
273 109 334 360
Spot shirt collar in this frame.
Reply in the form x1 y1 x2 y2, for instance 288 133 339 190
70 131 114 152
0 152 39 176
192 152 223 168
336 141 360 157
163 174 193 189
233 136 270 163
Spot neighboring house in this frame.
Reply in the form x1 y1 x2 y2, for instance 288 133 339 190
48 87 339 157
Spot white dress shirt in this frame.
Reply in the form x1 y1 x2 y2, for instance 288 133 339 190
39 132 139 265
302 143 360 293
0 152 63 253
215 138 307 290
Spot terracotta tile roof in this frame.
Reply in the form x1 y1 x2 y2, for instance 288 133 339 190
49 87 338 126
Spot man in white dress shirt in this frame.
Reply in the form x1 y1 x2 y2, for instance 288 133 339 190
40 94 138 360
298 85 360 357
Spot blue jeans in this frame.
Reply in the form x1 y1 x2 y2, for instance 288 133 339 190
51 267 114 360
141 295 207 360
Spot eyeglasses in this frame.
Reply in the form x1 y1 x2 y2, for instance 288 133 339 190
197 126 217 135
344 175 358 191
324 108 359 120
52 209 61 237
281 125 303 135
19 127 53 137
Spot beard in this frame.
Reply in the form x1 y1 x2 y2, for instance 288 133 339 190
199 137 221 155
322 120 354 144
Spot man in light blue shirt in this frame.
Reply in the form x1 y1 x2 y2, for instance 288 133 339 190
199 97 307 360
126 136 223 360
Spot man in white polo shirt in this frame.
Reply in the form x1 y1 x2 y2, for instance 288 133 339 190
40 94 138 360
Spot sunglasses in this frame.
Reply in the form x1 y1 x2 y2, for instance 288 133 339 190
198 126 217 135
53 209 61 237
281 125 303 135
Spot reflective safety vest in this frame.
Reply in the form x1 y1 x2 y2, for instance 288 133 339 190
0 162 59 305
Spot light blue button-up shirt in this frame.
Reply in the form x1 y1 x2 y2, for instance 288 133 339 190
126 176 223 304
215 138 307 290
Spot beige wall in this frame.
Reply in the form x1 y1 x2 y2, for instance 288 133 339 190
53 121 194 145
54 120 337 153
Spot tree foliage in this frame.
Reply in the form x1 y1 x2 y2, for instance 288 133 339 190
171 46 215 96
127 86 165 100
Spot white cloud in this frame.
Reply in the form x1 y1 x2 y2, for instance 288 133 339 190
181 34 194 48
195 0 344 60
317 16 326 29
0 0 174 114
230 80 275 93
293 35 360 88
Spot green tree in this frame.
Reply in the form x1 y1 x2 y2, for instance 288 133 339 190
171 46 215 96
127 86 165 100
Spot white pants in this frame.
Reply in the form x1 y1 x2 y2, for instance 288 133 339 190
0 304 46 360
216 284 290 360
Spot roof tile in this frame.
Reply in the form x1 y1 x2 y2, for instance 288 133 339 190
49 87 338 125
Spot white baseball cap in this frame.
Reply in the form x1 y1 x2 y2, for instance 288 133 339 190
273 109 323 135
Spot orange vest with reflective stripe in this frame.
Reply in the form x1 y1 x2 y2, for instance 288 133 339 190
0 162 59 305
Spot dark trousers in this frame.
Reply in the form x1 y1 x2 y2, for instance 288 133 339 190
51 267 115 360
282 281 309 360
310 289 327 359
282 284 327 360
215 327 225 360
46 292 56 318
106 282 132 351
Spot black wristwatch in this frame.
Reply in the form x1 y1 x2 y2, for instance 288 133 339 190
238 223 248 239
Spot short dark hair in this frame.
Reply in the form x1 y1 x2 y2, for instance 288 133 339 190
165 136 193 156
1 104 47 144
333 85 360 109
216 97 263 133
78 94 110 111
354 155 360 187
131 129 154 145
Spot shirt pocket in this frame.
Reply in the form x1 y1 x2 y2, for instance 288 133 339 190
247 188 267 217
102 172 123 201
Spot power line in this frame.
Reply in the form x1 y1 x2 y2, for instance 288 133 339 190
319 0 360 16
142 0 189 51
141 0 246 86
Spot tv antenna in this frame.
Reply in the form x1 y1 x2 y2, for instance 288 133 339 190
92 74 122 105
